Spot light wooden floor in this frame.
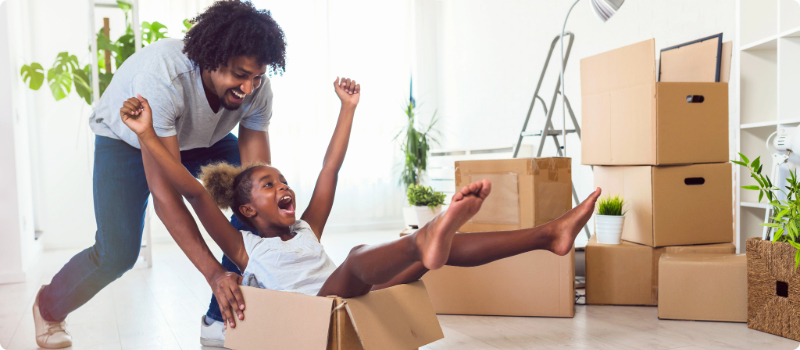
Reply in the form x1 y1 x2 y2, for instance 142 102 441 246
1 230 798 350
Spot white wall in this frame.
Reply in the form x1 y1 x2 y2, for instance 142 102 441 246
415 0 736 245
0 0 39 283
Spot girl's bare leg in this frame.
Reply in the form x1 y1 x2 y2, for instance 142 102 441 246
372 187 602 290
316 180 492 298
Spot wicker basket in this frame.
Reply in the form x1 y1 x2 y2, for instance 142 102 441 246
746 237 800 340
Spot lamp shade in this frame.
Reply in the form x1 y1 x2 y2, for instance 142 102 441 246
591 0 624 22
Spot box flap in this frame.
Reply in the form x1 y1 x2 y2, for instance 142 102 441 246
343 281 443 350
720 41 732 83
225 286 335 350
593 166 654 246
580 39 657 165
659 34 721 82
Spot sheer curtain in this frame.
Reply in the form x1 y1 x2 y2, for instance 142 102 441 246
141 0 413 232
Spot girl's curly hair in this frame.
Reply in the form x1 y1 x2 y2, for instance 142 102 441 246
183 0 286 75
199 162 267 228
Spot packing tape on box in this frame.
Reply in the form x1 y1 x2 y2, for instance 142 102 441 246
468 173 520 225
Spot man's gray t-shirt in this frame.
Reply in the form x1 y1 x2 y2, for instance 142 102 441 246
89 38 273 151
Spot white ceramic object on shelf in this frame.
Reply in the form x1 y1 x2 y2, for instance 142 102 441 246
595 215 625 244
402 207 419 228
414 205 442 227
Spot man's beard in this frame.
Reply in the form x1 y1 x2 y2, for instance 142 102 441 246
220 98 241 111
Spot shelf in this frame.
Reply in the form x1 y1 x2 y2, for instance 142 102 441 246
741 202 770 209
741 35 778 51
741 119 800 129
782 25 800 38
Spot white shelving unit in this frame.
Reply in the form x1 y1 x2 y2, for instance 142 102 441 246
735 0 800 251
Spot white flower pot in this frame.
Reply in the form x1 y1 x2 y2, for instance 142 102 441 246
414 205 442 227
595 214 625 245
402 207 419 228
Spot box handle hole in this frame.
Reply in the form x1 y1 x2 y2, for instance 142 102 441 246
686 95 705 103
777 281 789 298
684 177 705 185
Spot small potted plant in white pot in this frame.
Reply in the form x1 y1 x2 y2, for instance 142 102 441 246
407 184 446 227
595 195 626 244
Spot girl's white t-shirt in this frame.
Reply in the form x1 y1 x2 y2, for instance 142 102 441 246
239 220 337 296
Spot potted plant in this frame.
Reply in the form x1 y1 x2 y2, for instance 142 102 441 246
735 153 800 340
396 82 440 228
594 195 626 244
407 185 446 227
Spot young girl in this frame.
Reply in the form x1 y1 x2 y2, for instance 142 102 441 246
120 77 600 333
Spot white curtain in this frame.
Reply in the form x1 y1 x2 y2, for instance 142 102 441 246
141 0 413 232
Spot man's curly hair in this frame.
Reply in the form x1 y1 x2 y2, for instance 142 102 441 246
183 0 286 75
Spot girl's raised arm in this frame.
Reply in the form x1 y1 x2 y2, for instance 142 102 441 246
301 78 360 240
121 95 249 270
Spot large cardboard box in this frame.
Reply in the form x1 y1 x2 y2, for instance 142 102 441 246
455 157 572 233
414 157 575 317
585 235 735 305
594 163 733 247
225 281 444 350
421 248 575 317
658 253 747 322
580 38 729 166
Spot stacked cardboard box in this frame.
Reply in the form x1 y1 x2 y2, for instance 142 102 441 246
581 38 745 321
420 157 577 317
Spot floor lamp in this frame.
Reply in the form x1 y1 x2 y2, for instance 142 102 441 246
559 0 624 156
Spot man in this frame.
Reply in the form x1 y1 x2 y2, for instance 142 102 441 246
32 1 284 348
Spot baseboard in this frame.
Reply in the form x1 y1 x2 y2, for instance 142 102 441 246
0 271 26 285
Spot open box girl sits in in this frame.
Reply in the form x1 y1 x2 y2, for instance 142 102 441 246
120 77 601 334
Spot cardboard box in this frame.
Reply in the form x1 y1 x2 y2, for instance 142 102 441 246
594 163 733 247
580 38 729 166
585 235 735 305
454 157 572 233
225 281 444 350
658 253 747 322
421 248 575 317
413 157 575 317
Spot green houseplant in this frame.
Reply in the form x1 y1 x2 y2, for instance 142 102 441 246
395 90 440 188
19 1 176 105
407 184 446 227
734 153 800 267
594 195 626 244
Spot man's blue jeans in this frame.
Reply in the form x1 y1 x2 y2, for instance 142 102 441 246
39 134 252 323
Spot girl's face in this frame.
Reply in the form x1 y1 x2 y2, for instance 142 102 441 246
245 166 297 228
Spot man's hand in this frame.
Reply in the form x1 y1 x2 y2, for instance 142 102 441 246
333 77 360 108
208 269 246 329
120 94 154 137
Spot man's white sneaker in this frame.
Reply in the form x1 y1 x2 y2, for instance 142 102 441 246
200 315 227 349
32 285 72 349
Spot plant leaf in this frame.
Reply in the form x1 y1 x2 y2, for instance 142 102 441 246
47 68 72 101
73 65 92 105
741 185 760 191
20 63 44 90
739 153 750 165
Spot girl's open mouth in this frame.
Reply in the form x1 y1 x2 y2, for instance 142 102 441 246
277 195 294 215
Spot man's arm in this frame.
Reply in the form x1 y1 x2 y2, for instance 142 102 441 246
238 126 271 165
140 135 246 328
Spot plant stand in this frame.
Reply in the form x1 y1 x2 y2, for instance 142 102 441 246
746 237 800 340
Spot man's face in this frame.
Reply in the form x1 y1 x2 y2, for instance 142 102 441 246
208 56 268 110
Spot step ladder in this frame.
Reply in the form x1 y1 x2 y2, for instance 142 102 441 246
512 32 592 240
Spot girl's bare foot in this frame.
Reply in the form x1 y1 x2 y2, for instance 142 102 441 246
549 188 602 256
414 179 492 270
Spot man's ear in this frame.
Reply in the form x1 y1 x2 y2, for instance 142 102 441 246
239 204 256 219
